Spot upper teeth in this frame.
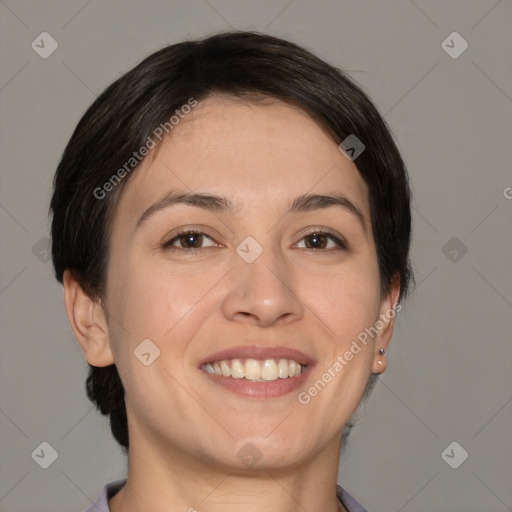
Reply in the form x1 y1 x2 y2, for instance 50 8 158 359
201 358 304 381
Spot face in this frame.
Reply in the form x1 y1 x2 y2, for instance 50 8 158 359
102 95 396 471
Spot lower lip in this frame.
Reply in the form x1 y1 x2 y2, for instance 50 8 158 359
201 367 312 399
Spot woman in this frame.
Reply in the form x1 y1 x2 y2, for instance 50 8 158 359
50 30 413 512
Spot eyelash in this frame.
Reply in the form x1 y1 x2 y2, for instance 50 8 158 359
162 228 348 253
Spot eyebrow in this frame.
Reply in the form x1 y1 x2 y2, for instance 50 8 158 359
135 190 367 232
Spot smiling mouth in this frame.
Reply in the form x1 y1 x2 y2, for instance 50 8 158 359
201 358 306 381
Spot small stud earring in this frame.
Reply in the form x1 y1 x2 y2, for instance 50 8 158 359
379 348 386 356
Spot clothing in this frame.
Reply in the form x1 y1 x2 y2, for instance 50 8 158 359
83 478 369 512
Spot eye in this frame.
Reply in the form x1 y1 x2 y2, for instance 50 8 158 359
162 228 347 253
163 230 218 252
296 229 347 251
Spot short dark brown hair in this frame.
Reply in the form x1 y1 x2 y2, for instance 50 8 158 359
50 30 414 452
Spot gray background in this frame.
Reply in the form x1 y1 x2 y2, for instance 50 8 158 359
1 1 511 511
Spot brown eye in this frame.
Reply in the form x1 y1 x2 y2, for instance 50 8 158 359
297 231 347 251
163 230 216 251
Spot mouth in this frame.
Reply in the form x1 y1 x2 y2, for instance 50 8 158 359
198 345 314 399
201 358 306 381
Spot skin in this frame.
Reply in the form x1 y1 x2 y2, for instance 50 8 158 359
64 95 400 512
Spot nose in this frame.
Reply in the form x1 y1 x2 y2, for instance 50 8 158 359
220 243 304 327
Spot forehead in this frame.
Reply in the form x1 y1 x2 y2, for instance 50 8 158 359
114 95 370 225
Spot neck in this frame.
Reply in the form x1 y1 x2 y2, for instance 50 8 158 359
109 429 345 512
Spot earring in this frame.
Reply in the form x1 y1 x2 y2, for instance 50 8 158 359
379 348 386 356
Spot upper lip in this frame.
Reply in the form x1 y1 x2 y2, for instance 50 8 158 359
198 345 315 367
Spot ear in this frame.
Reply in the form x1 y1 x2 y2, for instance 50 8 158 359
371 274 401 374
63 269 115 367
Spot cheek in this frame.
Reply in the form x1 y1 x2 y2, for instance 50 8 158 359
303 268 380 421
107 248 200 332
105 256 222 374
300 257 382 341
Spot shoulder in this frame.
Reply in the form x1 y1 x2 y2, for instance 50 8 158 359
82 478 127 512
337 485 370 512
